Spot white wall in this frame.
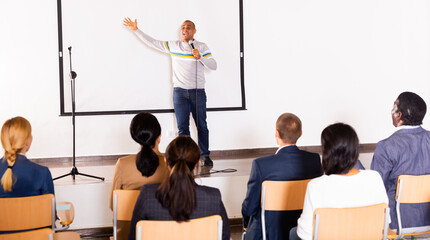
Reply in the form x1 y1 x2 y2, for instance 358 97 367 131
1 0 430 159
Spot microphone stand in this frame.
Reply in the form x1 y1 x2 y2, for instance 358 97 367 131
189 41 200 163
53 47 105 181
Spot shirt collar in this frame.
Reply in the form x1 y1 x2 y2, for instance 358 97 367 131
276 144 295 154
396 125 420 131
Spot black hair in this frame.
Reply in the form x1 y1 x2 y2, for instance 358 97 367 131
130 112 161 177
156 136 200 221
321 123 359 175
396 92 427 125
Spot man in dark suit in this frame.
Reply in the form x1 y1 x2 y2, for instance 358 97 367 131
242 113 322 240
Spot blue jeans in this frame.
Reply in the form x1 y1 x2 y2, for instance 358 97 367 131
173 87 210 157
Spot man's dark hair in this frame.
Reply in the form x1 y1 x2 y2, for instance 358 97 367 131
396 92 427 125
321 123 359 175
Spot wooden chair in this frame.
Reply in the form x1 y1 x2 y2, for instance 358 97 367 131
135 215 223 240
0 194 56 233
242 179 312 240
0 194 80 240
260 179 311 240
387 174 430 239
112 189 140 240
312 203 390 240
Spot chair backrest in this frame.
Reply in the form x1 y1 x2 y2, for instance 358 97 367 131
136 215 222 240
0 194 56 232
395 174 430 204
260 179 311 240
312 203 389 240
113 189 140 240
394 174 430 237
261 179 312 211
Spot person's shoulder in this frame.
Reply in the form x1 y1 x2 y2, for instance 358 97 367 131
117 154 136 164
306 175 329 188
254 154 276 163
167 40 182 45
418 126 430 135
375 130 400 149
141 183 160 192
196 185 221 198
194 41 210 50
19 156 49 172
194 40 207 45
358 169 382 179
139 183 160 198
298 149 321 159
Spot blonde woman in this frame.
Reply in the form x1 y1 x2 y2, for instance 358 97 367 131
0 116 54 197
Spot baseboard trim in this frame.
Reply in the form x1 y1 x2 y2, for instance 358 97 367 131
31 144 376 167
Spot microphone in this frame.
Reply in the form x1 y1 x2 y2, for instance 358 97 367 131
70 71 77 80
188 40 195 49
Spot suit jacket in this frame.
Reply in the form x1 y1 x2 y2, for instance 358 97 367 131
371 126 430 229
242 145 322 240
128 183 230 240
0 154 54 197
109 152 169 240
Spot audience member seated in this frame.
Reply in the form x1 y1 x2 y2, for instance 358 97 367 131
129 136 230 240
109 112 169 240
371 91 430 230
241 113 322 240
290 123 388 240
0 116 54 198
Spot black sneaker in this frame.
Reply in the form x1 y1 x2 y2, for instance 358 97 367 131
203 156 213 166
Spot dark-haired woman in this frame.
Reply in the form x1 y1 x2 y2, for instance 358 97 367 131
129 136 230 240
109 112 169 240
290 123 388 240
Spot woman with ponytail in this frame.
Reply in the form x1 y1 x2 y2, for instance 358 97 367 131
0 116 54 197
109 112 169 240
129 136 230 240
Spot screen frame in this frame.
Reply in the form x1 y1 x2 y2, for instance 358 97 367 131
56 0 246 116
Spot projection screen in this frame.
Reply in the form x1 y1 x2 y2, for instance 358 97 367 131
57 0 245 115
